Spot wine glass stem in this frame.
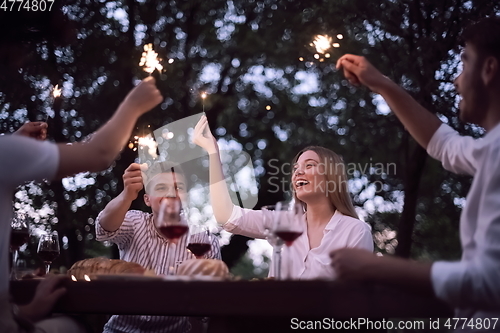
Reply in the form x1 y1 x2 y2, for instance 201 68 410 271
44 262 51 275
274 246 282 280
10 250 18 280
286 246 292 280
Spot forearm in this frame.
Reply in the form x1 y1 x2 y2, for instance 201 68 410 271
377 78 442 149
369 255 434 295
97 191 133 232
208 151 235 224
56 103 140 178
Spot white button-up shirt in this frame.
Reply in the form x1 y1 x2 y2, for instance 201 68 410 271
224 206 373 280
428 123 500 319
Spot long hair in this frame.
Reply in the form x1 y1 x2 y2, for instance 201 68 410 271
291 146 358 219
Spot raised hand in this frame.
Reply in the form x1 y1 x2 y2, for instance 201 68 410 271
122 76 163 115
122 163 145 201
13 122 48 140
336 54 390 93
193 115 218 155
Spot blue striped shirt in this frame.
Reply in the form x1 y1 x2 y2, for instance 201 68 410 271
96 210 221 333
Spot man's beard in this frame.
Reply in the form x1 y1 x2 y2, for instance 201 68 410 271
459 75 490 126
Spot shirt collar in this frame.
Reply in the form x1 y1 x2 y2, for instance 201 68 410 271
324 210 342 231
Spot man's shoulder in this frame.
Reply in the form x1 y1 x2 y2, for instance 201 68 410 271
125 210 152 221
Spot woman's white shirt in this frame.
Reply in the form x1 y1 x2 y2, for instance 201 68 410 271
223 206 374 280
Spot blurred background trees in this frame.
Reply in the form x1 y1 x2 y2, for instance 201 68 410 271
1 0 499 276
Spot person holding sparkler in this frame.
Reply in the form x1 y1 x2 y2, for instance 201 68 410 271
193 115 373 280
95 160 221 333
331 17 500 325
0 76 163 333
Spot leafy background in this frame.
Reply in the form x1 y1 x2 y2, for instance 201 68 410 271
1 0 499 278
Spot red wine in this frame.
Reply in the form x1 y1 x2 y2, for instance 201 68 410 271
158 225 188 240
10 229 29 250
275 231 303 247
187 243 211 257
38 250 59 263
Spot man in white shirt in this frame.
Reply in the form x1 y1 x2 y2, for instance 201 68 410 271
1 77 162 333
329 16 500 325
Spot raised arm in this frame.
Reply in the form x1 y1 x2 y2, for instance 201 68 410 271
55 77 162 179
98 163 144 232
193 115 234 224
336 54 441 149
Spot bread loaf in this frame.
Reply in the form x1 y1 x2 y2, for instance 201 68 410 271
177 259 229 278
67 257 145 279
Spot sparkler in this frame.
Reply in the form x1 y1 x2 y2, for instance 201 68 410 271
138 135 158 160
53 84 61 98
49 84 63 122
139 43 163 75
201 92 207 114
300 34 344 63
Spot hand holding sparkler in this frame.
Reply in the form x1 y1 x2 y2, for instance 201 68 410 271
13 122 48 140
336 54 390 93
122 163 145 202
121 77 163 115
193 115 218 155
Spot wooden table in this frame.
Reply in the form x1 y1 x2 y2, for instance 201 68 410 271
11 278 453 332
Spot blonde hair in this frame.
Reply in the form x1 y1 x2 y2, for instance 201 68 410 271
291 146 358 219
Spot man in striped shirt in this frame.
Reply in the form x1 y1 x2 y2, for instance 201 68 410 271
96 161 221 333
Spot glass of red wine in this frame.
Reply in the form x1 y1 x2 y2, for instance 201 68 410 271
37 232 60 275
187 226 212 259
263 201 304 280
156 197 189 244
10 213 30 280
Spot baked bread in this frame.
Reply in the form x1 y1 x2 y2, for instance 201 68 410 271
177 259 229 278
67 257 145 279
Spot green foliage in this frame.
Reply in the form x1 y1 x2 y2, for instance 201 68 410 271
230 251 270 280
2 0 499 270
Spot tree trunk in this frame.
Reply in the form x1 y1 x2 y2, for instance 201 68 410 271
395 142 428 258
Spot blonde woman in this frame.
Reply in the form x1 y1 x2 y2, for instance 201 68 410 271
194 115 373 280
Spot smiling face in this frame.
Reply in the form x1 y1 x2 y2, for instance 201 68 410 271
292 150 328 202
144 172 188 215
290 146 358 219
454 44 490 126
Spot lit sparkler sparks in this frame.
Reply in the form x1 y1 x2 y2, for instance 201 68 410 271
138 135 158 159
300 34 344 63
139 43 163 75
201 92 207 113
53 84 62 98
312 35 333 54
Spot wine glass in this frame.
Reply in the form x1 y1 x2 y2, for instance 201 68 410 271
10 213 30 280
155 197 189 244
263 201 305 280
37 232 60 275
187 225 212 259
